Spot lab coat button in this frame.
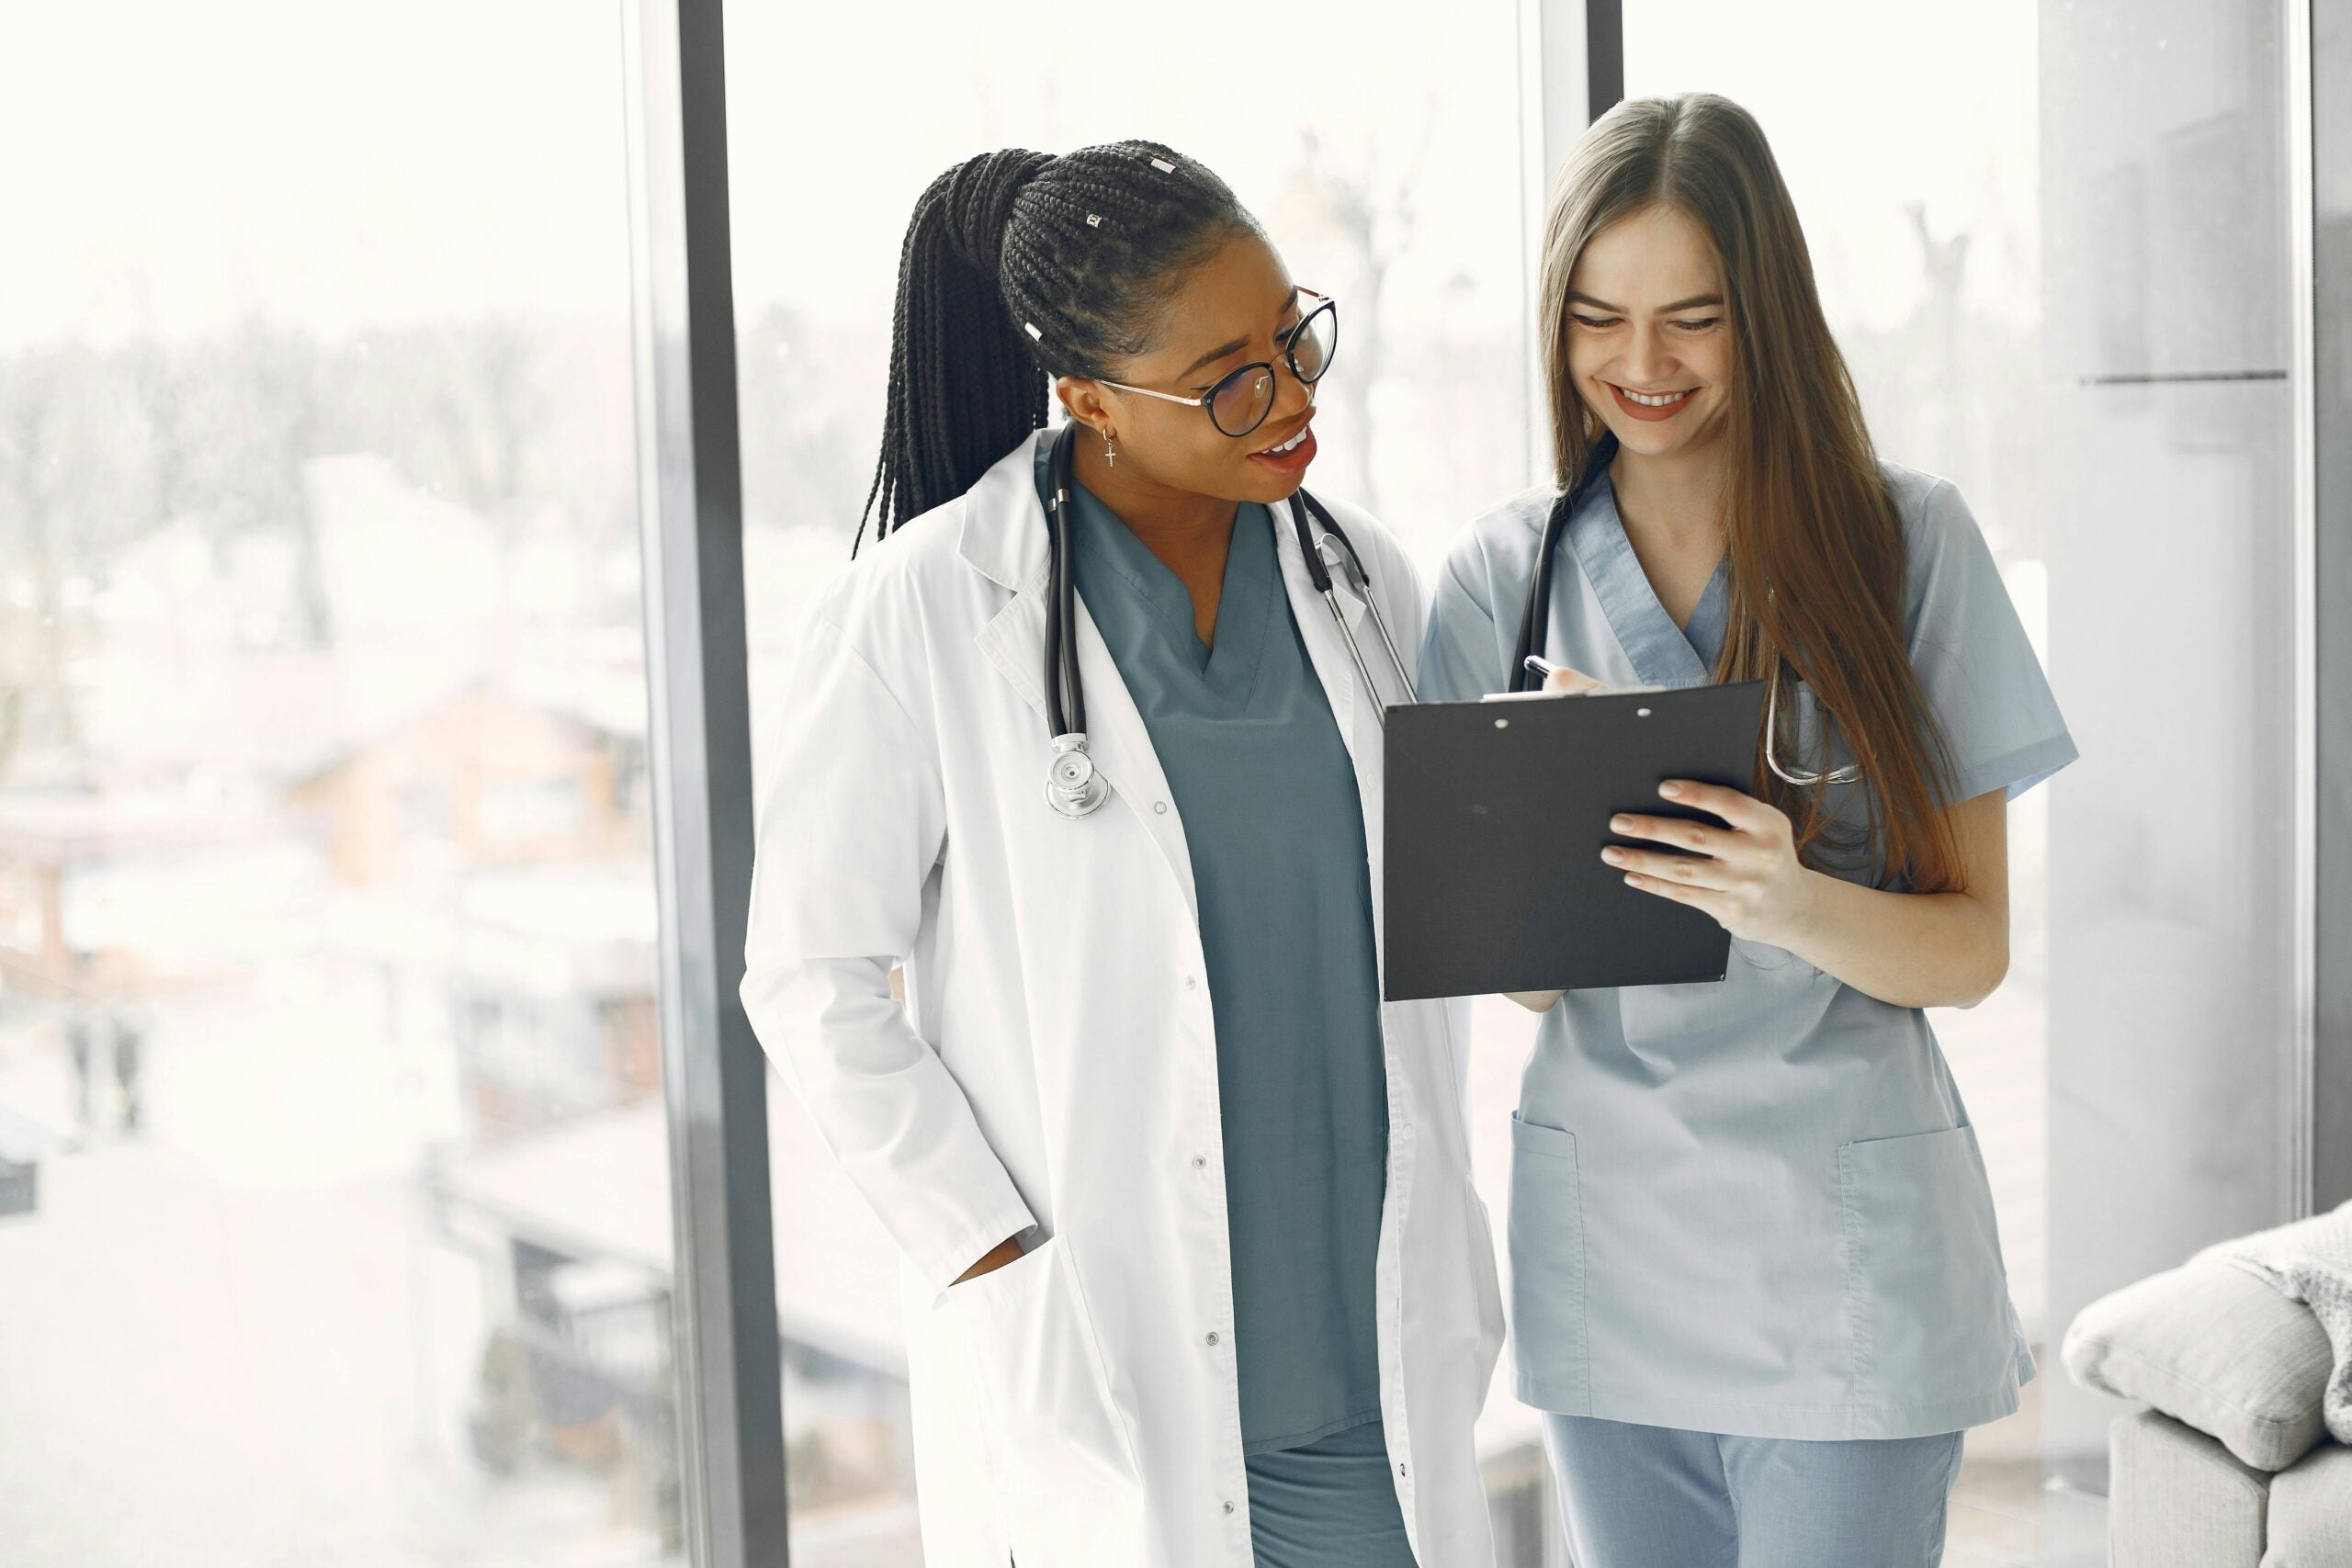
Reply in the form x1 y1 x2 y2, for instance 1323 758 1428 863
1222 1501 1237 1516
1191 1154 1206 1169
1183 975 1197 990
1153 799 1169 814
1204 1330 1220 1346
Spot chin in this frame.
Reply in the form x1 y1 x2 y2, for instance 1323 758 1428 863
1235 467 1306 505
1608 418 1717 463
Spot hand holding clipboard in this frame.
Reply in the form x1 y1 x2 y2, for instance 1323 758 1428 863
1379 671 1769 1002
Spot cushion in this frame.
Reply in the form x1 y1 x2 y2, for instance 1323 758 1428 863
2106 1411 2268 1568
2205 1200 2352 1449
2267 1439 2352 1565
2063 1253 2332 1472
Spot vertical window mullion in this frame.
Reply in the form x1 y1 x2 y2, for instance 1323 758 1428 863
620 1 788 1565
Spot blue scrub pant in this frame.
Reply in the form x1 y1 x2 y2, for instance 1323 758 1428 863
1541 1415 1964 1568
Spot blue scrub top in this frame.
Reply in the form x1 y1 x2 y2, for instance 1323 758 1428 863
1035 445 1389 1457
1419 461 2076 1441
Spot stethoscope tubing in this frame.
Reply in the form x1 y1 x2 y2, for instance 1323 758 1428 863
1039 423 1414 817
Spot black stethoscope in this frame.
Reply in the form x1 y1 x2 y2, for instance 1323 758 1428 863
1506 429 1858 788
1040 421 1418 818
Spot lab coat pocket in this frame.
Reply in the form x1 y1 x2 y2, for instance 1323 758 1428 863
1838 1125 2016 1409
944 1234 1144 1525
1506 1112 1590 1411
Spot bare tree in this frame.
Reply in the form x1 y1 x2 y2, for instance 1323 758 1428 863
0 345 129 784
1270 103 1440 513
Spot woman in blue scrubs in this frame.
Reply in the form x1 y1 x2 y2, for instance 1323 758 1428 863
1419 95 2075 1566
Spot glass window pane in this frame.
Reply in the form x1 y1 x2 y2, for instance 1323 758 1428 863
0 6 685 1562
724 6 1533 1561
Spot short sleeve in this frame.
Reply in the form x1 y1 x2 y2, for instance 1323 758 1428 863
1899 476 2077 804
1418 537 1510 704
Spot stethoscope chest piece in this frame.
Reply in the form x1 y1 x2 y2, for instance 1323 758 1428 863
1044 732 1109 818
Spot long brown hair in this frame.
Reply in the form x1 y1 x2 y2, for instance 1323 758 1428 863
1538 93 1964 892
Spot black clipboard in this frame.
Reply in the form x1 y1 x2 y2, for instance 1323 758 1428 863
1381 679 1768 1001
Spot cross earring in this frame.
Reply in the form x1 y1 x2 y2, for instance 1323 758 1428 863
1102 428 1117 468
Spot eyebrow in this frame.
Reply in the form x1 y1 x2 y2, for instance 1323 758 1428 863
1176 288 1305 379
1567 290 1724 313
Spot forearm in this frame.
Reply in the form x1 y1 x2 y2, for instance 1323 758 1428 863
1781 870 2007 1010
745 954 1039 1290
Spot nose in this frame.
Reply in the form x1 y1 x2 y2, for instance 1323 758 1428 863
1267 357 1315 423
1621 321 1679 388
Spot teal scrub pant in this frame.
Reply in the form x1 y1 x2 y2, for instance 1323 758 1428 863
1245 1417 1417 1567
1542 1414 1965 1568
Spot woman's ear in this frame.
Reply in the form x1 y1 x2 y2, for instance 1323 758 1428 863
1053 375 1112 436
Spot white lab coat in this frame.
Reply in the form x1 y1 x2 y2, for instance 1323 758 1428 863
741 429 1505 1568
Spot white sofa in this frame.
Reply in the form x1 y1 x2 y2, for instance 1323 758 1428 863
2064 1203 2352 1566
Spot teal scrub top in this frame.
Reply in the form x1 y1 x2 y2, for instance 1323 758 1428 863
1418 460 2077 1441
1034 445 1389 1456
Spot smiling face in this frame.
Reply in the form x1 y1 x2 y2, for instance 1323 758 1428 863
1056 231 1324 507
1563 201 1734 466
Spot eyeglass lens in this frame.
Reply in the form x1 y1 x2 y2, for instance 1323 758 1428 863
1205 300 1340 436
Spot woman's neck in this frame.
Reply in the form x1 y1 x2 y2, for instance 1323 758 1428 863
1069 429 1238 572
1609 440 1729 554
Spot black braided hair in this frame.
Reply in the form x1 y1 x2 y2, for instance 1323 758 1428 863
853 141 1260 555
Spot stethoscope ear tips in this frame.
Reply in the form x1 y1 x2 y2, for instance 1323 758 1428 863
1045 733 1109 818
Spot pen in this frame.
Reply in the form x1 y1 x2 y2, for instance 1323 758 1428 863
1522 654 1562 682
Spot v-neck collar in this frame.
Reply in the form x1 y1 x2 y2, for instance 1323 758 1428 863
1069 478 1275 694
1566 473 1731 687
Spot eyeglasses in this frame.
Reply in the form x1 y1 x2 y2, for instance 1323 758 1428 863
1095 288 1339 438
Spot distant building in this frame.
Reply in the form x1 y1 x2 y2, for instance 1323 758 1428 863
0 790 292 1003
283 680 657 1135
286 680 646 888
434 1089 924 1565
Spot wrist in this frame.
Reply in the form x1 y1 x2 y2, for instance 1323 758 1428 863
1770 867 1832 953
954 1232 1026 1285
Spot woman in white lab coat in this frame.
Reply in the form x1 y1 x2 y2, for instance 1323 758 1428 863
741 142 1504 1568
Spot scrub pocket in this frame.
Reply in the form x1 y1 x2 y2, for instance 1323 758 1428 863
1838 1125 2016 1409
943 1234 1143 1512
1507 1111 1591 1411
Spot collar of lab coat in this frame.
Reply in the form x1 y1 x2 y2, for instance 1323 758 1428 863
954 429 1056 594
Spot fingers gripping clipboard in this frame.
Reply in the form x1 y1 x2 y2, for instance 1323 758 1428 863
1380 680 1769 1002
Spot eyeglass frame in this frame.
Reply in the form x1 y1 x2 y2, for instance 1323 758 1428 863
1087 288 1338 438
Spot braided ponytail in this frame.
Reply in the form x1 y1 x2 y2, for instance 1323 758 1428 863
854 141 1259 554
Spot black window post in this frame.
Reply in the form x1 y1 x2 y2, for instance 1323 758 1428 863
620 0 790 1563
1586 0 1623 121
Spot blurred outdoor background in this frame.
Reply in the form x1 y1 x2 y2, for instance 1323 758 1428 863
0 3 2297 1565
